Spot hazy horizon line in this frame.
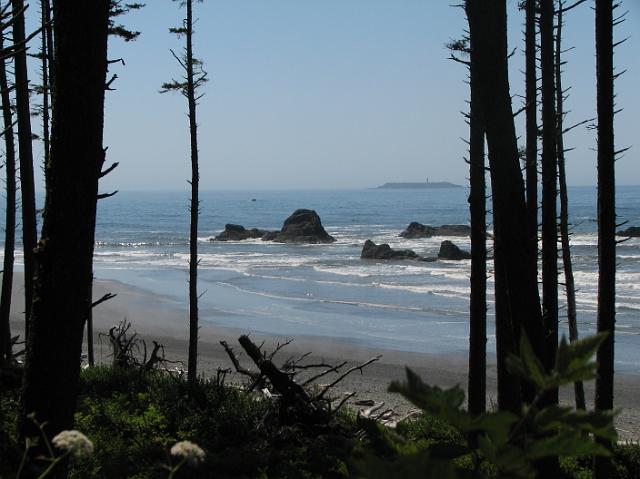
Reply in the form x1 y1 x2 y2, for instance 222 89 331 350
32 183 640 195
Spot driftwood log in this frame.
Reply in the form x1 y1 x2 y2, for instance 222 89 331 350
226 334 382 424
100 319 174 372
239 334 317 420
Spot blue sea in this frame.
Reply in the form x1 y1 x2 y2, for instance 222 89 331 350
6 186 640 374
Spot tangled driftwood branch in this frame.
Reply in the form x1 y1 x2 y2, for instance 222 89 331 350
221 334 385 424
98 319 179 372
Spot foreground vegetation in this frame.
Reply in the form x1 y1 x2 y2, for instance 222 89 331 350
1 333 639 478
2 366 356 478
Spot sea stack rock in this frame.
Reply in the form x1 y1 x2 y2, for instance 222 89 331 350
260 231 279 241
214 224 273 241
617 226 640 237
361 240 436 261
265 209 336 244
399 222 471 238
399 222 437 238
437 240 471 260
436 224 471 236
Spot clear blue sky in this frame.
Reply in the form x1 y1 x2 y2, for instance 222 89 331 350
65 1 640 191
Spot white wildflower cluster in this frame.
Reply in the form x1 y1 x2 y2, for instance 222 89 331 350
51 430 94 459
170 440 205 466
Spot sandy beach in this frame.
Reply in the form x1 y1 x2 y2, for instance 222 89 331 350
7 272 639 441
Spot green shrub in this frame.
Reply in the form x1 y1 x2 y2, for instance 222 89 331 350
68 367 356 478
352 334 619 479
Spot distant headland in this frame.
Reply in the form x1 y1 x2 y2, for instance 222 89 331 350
375 181 461 189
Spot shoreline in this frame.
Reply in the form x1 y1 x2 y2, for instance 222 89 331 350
6 272 640 440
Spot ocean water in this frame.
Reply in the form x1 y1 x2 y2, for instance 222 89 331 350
6 186 640 374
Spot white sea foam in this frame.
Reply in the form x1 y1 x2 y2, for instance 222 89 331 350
95 240 185 247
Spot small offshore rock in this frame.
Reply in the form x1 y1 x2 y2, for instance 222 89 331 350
616 226 640 237
214 224 273 241
399 222 437 238
361 239 436 261
437 240 471 260
399 222 471 238
261 231 279 241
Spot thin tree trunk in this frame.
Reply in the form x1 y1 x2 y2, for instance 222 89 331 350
0 32 16 365
525 0 538 281
594 0 616 476
40 0 50 170
521 0 540 406
11 0 37 340
540 0 559 405
555 1 585 410
465 0 544 412
467 36 487 415
43 0 54 90
20 0 110 451
186 0 200 384
87 282 94 367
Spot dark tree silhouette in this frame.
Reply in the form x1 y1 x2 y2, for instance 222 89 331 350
0 24 16 365
20 0 111 448
38 0 51 177
448 33 487 415
594 0 619 476
464 0 545 413
43 0 53 87
11 0 37 340
161 0 207 384
523 0 538 280
540 0 559 406
466 105 488 414
555 0 586 410
84 1 143 368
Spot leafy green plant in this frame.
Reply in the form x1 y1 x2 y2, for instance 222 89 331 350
352 333 617 479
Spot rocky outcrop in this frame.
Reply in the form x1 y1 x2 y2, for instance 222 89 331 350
399 222 471 238
214 224 275 241
435 224 472 236
264 209 336 244
261 231 279 241
437 240 471 260
399 222 437 238
361 240 436 262
617 226 640 237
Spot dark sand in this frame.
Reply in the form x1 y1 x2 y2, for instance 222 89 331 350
7 273 639 440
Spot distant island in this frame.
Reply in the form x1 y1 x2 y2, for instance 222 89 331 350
376 181 461 189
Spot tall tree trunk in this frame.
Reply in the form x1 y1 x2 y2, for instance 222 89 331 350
43 0 54 90
20 0 110 449
0 32 16 365
521 0 540 406
467 35 487 416
525 0 538 281
594 0 616 476
493 251 521 413
186 0 200 384
555 1 585 410
465 0 544 412
40 0 51 170
540 0 559 404
11 0 37 339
